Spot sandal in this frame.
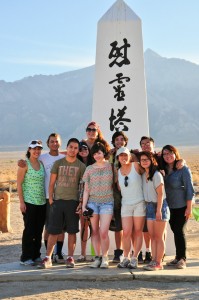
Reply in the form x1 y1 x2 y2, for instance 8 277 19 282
77 255 86 262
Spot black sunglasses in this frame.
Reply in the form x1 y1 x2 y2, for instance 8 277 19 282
86 128 97 132
31 140 42 145
124 176 128 187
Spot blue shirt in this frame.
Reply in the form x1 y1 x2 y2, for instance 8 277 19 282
164 166 194 209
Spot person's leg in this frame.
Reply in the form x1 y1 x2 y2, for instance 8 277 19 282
147 220 155 260
99 213 113 257
121 216 133 257
79 214 88 257
21 203 37 262
154 221 167 265
169 207 187 260
68 233 76 256
132 216 145 257
115 231 123 249
46 234 58 257
33 204 46 260
90 214 100 256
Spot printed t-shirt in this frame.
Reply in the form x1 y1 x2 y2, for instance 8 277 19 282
51 157 86 201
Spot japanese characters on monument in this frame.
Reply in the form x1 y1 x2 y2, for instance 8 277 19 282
92 0 149 148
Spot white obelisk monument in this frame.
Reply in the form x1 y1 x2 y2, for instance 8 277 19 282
92 0 149 149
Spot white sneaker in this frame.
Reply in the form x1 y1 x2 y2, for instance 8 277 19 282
117 257 130 268
100 256 109 269
90 256 101 268
128 257 138 269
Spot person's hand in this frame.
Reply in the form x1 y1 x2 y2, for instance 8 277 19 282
49 198 53 205
156 209 162 221
18 159 27 168
76 202 82 214
176 159 185 170
185 208 191 220
20 202 26 213
160 169 165 177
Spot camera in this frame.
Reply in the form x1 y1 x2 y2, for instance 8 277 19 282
83 207 94 218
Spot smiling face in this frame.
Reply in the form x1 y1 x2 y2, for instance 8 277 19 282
86 125 98 140
162 149 176 165
140 138 154 152
140 154 151 169
48 136 61 152
29 146 42 159
118 153 131 165
93 150 105 163
114 135 126 150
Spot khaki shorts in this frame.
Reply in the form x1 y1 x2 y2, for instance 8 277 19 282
121 201 146 217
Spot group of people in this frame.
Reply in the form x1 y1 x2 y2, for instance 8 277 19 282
17 121 195 271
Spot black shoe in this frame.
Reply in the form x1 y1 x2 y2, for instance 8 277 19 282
144 251 152 264
138 251 144 264
112 249 123 263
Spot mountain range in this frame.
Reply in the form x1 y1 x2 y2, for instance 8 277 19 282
0 49 199 149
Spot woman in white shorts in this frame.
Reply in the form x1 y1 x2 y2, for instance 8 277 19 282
117 147 145 269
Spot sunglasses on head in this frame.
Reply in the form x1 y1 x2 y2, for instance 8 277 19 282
86 128 97 132
31 140 42 145
124 176 128 187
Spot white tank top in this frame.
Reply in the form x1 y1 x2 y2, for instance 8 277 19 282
118 163 144 205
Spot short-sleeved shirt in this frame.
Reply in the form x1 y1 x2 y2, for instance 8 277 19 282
51 157 86 201
142 171 166 203
22 160 46 205
83 162 114 203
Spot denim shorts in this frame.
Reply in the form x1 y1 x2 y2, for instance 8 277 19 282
146 199 170 221
87 201 113 215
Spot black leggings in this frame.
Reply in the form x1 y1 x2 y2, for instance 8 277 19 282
169 206 187 260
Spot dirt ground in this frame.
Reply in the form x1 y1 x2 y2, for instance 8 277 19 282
0 147 199 299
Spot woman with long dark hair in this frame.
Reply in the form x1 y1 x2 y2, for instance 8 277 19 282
139 151 169 271
161 145 194 269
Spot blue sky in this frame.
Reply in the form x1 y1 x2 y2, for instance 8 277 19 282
0 0 199 82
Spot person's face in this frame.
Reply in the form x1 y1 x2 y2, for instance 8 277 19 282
29 147 42 158
162 149 176 164
93 150 104 162
140 155 151 169
118 153 130 165
140 138 154 152
114 135 126 149
86 125 98 139
78 147 89 158
48 136 61 151
66 142 79 158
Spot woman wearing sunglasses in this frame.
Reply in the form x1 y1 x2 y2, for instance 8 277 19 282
116 147 145 269
139 151 169 271
17 140 46 266
82 121 110 163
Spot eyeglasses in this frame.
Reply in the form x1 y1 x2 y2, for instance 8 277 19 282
31 140 42 145
86 128 97 132
140 158 150 162
124 176 128 187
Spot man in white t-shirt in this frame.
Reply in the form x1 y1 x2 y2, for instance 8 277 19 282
40 133 65 263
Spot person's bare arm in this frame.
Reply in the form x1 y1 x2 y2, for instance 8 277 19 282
156 184 164 221
17 166 27 213
48 173 57 205
82 182 89 213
